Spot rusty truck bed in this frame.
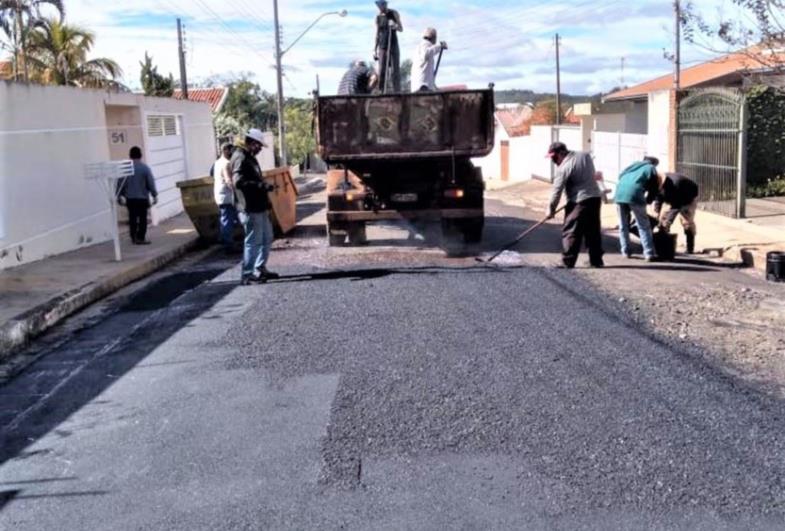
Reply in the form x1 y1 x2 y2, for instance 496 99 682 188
315 88 495 162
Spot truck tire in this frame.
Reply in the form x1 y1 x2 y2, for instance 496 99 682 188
462 218 484 244
328 222 347 246
348 223 368 246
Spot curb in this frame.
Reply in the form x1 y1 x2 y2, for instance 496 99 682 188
0 237 200 362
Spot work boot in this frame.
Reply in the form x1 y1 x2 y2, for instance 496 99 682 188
257 267 280 280
686 231 696 254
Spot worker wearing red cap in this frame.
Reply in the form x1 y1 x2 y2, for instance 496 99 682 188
546 142 605 268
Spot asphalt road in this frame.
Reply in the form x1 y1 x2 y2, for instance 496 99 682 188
1 198 784 529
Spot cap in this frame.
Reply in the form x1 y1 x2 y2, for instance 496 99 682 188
246 128 266 146
375 1 387 8
546 141 567 158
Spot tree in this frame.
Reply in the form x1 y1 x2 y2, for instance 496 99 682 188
140 52 174 97
25 17 122 88
682 1 785 80
0 0 64 81
283 100 315 168
222 76 277 131
213 113 243 144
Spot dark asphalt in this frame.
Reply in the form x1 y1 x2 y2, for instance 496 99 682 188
0 231 784 528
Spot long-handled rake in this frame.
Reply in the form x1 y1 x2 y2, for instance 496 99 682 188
476 206 565 264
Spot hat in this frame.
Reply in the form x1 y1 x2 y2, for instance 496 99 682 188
375 1 387 8
546 141 568 158
246 128 266 146
423 27 437 40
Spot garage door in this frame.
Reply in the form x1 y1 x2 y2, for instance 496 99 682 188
146 114 187 224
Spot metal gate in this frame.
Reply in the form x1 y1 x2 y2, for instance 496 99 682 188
677 89 747 218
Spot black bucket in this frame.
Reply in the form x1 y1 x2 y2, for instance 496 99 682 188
654 232 678 261
767 252 785 282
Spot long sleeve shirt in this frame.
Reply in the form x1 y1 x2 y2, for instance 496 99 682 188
119 161 157 200
412 40 445 92
549 151 603 212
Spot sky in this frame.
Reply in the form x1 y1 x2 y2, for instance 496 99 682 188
57 0 744 97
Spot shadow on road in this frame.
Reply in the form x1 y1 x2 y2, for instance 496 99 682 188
0 257 236 474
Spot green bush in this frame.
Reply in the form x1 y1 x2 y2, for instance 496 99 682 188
746 86 785 189
748 177 785 198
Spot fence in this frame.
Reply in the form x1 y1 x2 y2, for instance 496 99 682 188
591 132 648 191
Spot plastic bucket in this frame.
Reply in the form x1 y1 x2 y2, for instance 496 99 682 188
767 251 785 282
654 232 678 261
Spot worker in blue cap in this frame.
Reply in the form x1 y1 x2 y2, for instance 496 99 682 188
374 0 403 93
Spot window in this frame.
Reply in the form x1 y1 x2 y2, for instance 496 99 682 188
147 115 179 137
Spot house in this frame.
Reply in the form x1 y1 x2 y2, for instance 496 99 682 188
0 81 217 270
0 61 11 80
173 87 229 114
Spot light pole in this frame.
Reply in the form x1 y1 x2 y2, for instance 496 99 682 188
273 2 347 167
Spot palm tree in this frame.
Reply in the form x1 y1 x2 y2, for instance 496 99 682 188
26 18 122 88
0 0 64 81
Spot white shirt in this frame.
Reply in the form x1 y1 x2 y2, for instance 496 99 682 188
412 40 444 92
213 155 233 205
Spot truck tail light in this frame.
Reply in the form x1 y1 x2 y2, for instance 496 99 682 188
444 188 465 199
346 192 357 201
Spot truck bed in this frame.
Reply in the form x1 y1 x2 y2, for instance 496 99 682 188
315 88 495 162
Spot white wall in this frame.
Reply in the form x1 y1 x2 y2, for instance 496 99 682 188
472 119 507 180
591 132 648 191
0 82 215 270
647 90 671 171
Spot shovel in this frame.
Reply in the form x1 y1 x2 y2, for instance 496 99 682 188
476 206 565 264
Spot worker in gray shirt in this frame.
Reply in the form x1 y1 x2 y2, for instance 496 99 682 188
546 142 605 268
118 146 158 245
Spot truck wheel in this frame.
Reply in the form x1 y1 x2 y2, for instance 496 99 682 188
348 223 368 246
441 219 461 242
329 232 346 246
462 219 484 244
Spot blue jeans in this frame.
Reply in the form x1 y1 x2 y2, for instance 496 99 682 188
618 203 656 259
239 211 273 278
219 204 238 249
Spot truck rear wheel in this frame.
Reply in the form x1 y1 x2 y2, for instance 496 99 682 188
347 223 367 246
328 222 347 246
462 218 484 244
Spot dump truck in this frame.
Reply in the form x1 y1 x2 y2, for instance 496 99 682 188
315 86 495 246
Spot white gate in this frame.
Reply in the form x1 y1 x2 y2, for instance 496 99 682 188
145 114 188 224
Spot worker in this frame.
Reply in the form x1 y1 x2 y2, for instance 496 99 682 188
374 0 403 93
546 142 605 268
614 156 661 261
232 129 279 285
118 146 158 245
337 60 379 95
213 142 238 254
654 172 700 254
413 28 447 92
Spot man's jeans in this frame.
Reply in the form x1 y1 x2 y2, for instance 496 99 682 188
219 204 238 249
618 203 656 259
239 211 273 279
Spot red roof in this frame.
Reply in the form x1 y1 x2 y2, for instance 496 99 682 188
0 60 12 79
173 87 228 113
606 48 777 101
496 106 533 137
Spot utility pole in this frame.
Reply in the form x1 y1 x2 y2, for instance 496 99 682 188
177 18 189 99
274 0 288 167
674 0 681 90
555 33 562 125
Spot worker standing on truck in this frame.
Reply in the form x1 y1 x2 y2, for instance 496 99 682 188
413 28 447 92
374 0 403 93
546 142 605 269
337 60 379 95
232 129 279 285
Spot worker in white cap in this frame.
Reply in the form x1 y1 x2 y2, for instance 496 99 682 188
231 129 279 285
413 27 447 92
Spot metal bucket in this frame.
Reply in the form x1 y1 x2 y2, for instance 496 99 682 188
767 251 785 282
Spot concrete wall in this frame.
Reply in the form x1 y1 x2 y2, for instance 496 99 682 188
0 82 215 270
647 90 671 171
592 132 648 191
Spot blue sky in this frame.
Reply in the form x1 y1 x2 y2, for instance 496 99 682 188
62 0 740 97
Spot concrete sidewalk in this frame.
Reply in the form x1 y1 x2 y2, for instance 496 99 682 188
0 214 200 360
488 180 785 273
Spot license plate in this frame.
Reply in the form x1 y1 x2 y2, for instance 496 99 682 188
391 193 418 203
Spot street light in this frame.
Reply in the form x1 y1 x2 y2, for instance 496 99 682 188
273 3 348 167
